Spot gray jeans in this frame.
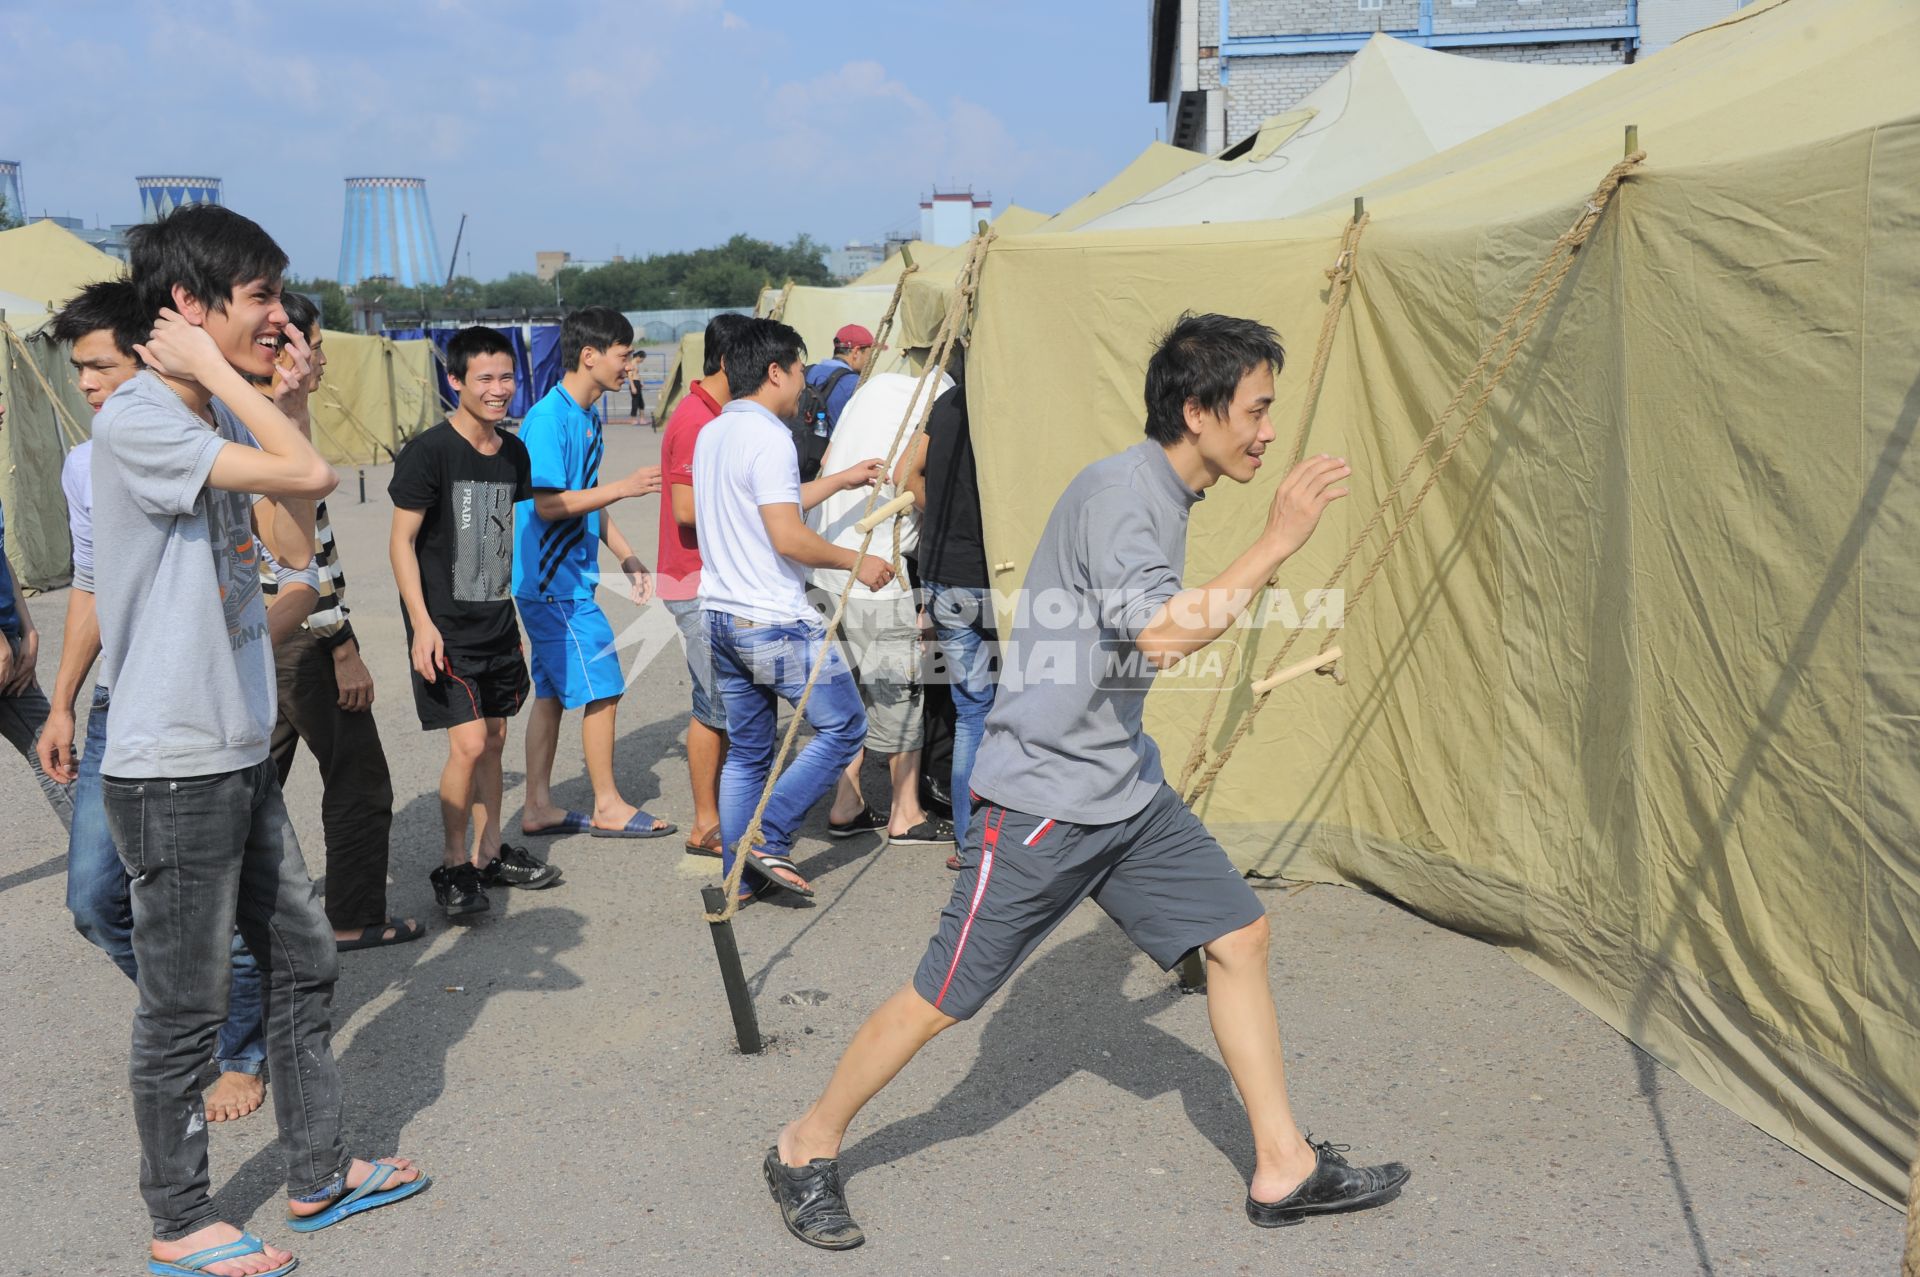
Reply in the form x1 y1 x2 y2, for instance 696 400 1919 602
0 677 74 829
102 760 349 1240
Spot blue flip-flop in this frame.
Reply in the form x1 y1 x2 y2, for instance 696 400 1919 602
522 810 591 836
149 1232 295 1275
589 809 679 839
285 1162 431 1233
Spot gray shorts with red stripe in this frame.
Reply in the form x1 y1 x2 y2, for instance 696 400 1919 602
912 783 1266 1020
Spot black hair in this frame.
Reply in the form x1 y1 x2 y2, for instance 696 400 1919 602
446 325 516 381
1142 312 1285 446
125 205 288 321
702 311 753 377
281 290 320 338
723 318 806 400
561 305 634 371
49 278 149 359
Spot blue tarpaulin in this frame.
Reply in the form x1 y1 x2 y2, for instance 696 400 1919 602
383 324 566 418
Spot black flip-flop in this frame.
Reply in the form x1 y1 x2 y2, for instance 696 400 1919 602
336 919 426 952
746 851 814 898
828 806 886 839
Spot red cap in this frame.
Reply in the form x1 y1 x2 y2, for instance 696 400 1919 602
835 323 878 348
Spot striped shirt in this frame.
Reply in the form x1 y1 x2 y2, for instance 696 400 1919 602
259 500 351 642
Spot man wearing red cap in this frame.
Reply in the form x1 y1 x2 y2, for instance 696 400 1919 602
804 324 879 436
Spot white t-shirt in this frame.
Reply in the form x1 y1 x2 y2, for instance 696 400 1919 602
807 371 953 601
693 399 813 624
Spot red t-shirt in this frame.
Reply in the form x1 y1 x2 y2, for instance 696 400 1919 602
655 380 723 600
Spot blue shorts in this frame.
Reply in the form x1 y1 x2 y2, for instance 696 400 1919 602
517 595 626 708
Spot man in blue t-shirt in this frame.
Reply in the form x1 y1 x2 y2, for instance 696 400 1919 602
513 306 676 839
803 323 878 433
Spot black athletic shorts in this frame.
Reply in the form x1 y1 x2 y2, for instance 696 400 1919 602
912 783 1265 1020
411 645 530 730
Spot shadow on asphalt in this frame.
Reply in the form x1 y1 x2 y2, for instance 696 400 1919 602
837 923 1254 1185
209 778 586 1227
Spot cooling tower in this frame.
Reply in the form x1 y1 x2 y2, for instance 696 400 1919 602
337 176 443 288
0 161 22 223
137 175 223 221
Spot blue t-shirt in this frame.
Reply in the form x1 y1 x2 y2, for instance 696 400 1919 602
806 359 860 430
512 384 604 601
0 499 19 640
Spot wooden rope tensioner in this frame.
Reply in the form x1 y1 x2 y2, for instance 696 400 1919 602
1182 148 1646 808
703 225 996 924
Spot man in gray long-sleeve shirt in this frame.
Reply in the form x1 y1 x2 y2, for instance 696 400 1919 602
765 314 1410 1249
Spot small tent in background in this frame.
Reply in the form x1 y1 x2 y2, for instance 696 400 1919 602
1081 34 1616 231
658 331 704 421
755 283 913 380
964 0 1920 1204
0 222 126 588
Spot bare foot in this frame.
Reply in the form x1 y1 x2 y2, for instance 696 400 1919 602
593 800 667 833
151 1220 291 1276
204 1071 265 1123
287 1156 423 1220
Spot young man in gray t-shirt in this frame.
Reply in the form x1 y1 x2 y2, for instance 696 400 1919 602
95 206 429 1275
765 314 1408 1248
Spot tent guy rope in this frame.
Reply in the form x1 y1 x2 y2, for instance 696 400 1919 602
1184 150 1645 807
1176 205 1370 795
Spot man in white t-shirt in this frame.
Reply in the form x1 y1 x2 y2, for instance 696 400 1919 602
809 372 956 849
694 318 892 902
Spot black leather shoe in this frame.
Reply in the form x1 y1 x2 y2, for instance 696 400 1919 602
763 1146 865 1250
1244 1137 1410 1228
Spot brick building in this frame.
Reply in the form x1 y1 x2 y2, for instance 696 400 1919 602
1149 0 1745 152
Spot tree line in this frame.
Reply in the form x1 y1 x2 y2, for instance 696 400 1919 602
292 232 835 330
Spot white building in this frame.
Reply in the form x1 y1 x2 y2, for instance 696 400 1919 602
1148 0 1749 153
919 188 994 245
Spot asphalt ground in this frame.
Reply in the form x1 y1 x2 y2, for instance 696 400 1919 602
0 420 1901 1276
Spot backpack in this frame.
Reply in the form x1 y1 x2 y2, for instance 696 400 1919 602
786 364 856 482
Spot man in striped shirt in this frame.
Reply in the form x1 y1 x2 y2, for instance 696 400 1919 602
258 292 416 950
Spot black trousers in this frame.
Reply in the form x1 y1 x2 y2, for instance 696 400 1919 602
270 628 396 930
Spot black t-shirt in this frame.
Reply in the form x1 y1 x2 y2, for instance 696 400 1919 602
388 420 533 656
920 384 988 589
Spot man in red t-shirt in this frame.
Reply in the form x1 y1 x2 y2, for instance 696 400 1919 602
657 313 752 856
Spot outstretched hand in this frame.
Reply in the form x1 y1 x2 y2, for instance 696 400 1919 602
1264 454 1352 561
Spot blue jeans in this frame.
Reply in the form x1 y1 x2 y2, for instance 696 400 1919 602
928 584 999 847
68 686 266 1075
707 612 867 888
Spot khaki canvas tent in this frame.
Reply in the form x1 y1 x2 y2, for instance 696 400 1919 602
1040 142 1212 235
1083 34 1615 232
962 0 1920 1204
0 222 126 588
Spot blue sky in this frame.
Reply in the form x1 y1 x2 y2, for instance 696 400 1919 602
4 0 1164 280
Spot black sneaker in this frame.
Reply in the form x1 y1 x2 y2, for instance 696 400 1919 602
480 844 562 890
888 817 955 847
763 1146 864 1250
1244 1137 1410 1228
430 864 490 917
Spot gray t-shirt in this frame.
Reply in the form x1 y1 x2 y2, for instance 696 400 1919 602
968 440 1200 825
92 372 276 777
